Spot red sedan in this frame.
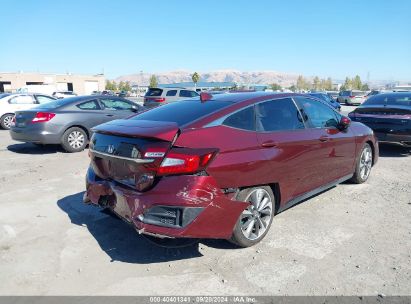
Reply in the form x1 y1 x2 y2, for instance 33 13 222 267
84 92 378 247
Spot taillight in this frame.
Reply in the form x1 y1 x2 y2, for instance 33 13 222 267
11 116 16 127
32 112 56 123
157 149 216 176
154 97 165 102
349 95 355 98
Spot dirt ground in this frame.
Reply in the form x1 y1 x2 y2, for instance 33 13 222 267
0 107 410 295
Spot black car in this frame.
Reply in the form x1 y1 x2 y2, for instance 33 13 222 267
10 95 145 152
348 92 411 147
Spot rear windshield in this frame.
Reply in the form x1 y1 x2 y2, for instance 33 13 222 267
145 88 163 97
362 93 411 106
352 91 365 96
131 99 232 126
34 96 86 109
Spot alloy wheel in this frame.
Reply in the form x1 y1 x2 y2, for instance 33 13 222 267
3 115 13 129
67 131 85 149
359 145 372 180
240 188 273 241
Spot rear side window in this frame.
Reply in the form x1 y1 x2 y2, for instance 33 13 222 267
131 99 231 126
77 100 100 110
166 90 177 96
9 95 35 104
145 88 163 97
223 106 255 131
296 97 340 128
179 90 198 98
256 98 305 132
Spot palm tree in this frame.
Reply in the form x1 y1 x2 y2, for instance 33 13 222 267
192 72 200 89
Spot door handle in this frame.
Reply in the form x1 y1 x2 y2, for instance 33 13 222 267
261 141 278 148
105 114 114 117
319 136 329 142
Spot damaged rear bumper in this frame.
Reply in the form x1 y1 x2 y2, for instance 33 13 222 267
84 167 248 239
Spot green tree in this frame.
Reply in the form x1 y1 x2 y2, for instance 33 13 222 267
288 85 297 92
352 75 362 90
270 83 282 91
361 83 370 91
123 81 132 92
342 77 352 90
313 76 320 90
325 77 333 91
297 75 308 91
192 72 200 88
149 75 158 88
118 81 125 91
105 80 117 91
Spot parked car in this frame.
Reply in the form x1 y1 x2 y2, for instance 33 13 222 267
308 92 341 111
348 92 411 147
337 90 367 105
84 92 378 247
326 91 339 101
0 93 56 129
143 87 199 108
52 91 77 99
10 95 144 152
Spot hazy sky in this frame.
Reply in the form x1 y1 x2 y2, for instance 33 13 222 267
1 0 410 80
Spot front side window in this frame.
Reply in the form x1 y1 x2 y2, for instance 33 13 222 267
100 99 132 110
166 90 177 96
77 100 100 110
256 98 305 132
9 95 35 104
295 97 340 128
223 106 255 131
179 90 198 98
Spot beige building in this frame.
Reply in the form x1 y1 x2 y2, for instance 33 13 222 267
0 72 105 95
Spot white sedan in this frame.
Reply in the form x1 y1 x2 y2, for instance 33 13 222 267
0 93 56 129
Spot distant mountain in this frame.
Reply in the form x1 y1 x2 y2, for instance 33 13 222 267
115 69 301 87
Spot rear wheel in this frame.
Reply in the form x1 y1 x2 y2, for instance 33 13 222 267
350 143 373 184
230 186 275 247
1 113 14 129
61 127 87 153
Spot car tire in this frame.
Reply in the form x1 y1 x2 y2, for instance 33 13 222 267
61 127 87 153
0 113 14 130
229 186 275 248
350 143 373 184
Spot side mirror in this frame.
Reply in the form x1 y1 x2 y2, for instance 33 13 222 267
130 105 139 112
338 116 351 130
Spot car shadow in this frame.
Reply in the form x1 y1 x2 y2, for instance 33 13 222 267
7 142 64 154
57 192 235 264
378 144 411 157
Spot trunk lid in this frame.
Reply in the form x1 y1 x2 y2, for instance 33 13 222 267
89 119 179 190
13 111 39 128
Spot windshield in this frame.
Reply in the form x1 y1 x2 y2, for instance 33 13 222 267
131 99 232 126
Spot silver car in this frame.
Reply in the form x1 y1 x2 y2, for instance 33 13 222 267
143 87 199 108
337 90 367 105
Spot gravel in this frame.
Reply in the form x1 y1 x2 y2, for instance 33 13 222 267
0 117 410 296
